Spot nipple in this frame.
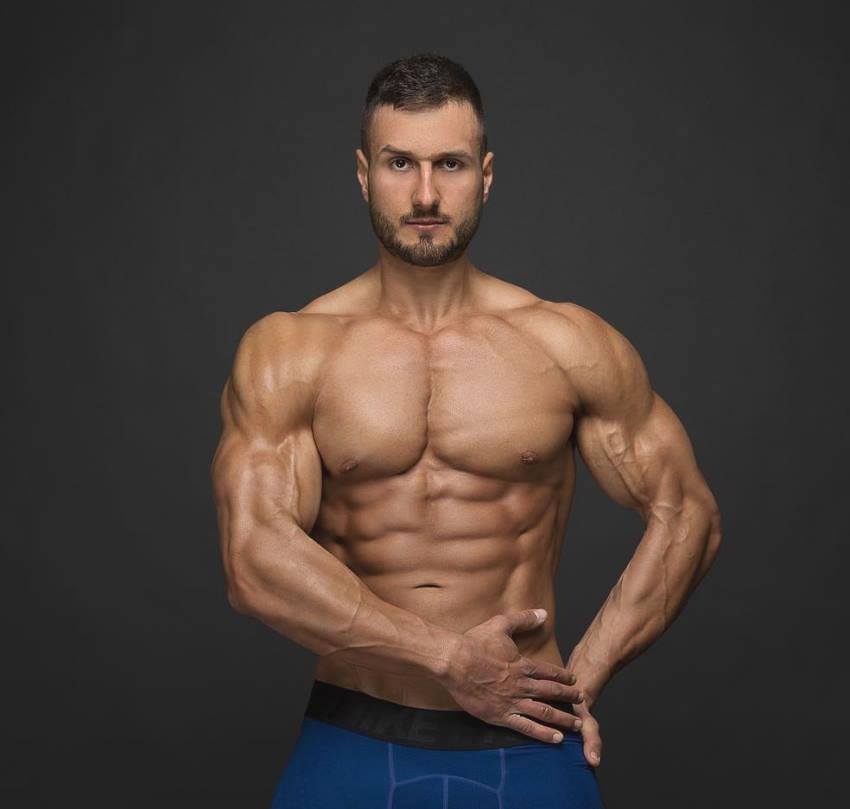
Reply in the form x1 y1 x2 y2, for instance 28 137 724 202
520 451 539 465
340 458 359 473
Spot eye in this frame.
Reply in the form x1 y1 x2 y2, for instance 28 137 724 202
443 158 462 170
390 157 409 170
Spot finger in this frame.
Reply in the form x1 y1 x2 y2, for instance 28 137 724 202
572 701 591 717
513 698 584 732
574 705 602 767
502 711 567 744
500 608 547 636
522 659 578 686
584 732 602 766
519 676 584 705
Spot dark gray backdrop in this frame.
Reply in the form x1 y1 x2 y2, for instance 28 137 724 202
6 1 846 807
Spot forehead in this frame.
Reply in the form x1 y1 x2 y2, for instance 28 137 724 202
370 100 480 157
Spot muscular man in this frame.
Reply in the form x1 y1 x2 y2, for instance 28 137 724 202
211 53 722 808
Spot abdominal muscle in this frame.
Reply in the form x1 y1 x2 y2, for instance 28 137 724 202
311 488 570 710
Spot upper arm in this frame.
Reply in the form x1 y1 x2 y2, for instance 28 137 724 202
210 312 324 606
562 304 720 527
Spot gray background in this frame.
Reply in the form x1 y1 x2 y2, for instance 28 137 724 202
6 1 846 806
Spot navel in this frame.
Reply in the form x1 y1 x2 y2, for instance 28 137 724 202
340 458 359 473
520 451 539 465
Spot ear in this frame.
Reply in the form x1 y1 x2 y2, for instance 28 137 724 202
355 148 370 203
482 151 495 204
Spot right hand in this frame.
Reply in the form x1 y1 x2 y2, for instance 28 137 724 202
440 608 585 743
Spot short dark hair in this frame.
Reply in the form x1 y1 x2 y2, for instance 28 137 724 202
360 52 488 162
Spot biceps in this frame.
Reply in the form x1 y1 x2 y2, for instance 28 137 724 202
211 427 323 570
575 392 707 520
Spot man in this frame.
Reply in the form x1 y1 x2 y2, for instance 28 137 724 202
211 52 722 808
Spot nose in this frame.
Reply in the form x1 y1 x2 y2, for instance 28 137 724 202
412 163 440 211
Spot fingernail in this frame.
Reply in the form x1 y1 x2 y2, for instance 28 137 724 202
574 720 583 729
553 732 563 742
591 751 600 761
535 609 547 621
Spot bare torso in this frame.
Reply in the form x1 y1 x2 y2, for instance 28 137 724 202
299 266 585 709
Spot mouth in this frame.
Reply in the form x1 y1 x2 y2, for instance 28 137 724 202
406 219 446 230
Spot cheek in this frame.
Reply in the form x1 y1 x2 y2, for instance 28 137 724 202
447 176 481 201
370 177 407 208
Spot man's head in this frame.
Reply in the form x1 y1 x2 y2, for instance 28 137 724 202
355 53 494 268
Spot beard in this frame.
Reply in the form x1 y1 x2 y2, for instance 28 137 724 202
368 193 484 268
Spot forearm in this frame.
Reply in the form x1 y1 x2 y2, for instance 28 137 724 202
567 502 722 707
227 522 463 681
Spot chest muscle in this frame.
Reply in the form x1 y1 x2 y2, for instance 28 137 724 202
312 317 575 481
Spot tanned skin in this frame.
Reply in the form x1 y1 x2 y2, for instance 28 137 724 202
210 100 722 770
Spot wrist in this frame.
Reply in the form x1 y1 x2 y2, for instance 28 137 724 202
432 629 467 683
567 649 613 709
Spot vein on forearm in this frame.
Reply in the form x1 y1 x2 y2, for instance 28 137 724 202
572 500 715 683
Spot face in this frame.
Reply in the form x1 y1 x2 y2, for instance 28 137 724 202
355 100 494 267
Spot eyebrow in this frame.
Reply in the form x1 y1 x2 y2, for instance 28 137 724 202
377 145 475 162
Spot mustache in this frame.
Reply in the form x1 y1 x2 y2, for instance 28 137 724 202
403 214 450 223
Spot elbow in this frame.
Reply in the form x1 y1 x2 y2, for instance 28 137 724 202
227 583 253 615
224 557 261 616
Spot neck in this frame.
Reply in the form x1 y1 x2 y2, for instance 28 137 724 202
372 245 477 332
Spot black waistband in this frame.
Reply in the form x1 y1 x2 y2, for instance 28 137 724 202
303 679 577 750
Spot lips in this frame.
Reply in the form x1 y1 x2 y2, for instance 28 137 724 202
407 219 446 225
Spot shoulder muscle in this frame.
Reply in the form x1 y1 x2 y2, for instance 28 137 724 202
222 311 327 442
533 300 653 421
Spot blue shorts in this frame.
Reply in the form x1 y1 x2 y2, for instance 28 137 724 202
270 680 605 808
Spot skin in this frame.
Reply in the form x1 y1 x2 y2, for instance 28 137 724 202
211 100 722 771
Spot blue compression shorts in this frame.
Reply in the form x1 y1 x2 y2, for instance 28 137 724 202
269 680 605 808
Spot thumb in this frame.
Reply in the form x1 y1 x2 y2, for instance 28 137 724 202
501 608 547 636
573 702 602 768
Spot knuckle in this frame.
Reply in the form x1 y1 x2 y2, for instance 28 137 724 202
518 675 538 694
512 715 530 732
